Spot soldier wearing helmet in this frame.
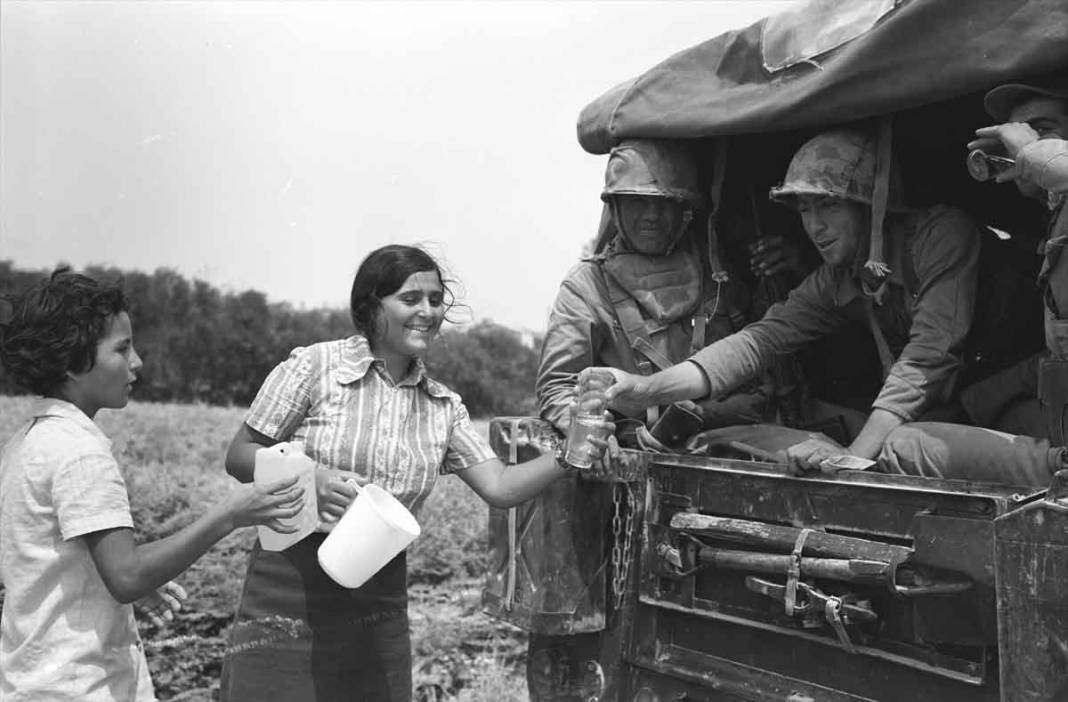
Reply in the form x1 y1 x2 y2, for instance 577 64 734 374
529 138 815 702
536 138 795 436
597 126 984 474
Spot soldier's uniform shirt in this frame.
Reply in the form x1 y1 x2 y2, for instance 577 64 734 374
1030 139 1068 359
537 257 765 433
0 399 155 702
689 205 980 422
880 150 1068 488
1018 138 1068 195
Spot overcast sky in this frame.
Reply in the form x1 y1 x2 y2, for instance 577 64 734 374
2 0 795 332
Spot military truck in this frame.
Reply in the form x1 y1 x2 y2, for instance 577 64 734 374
482 1 1068 700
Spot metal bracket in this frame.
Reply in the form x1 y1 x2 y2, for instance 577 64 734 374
824 597 857 654
785 528 812 616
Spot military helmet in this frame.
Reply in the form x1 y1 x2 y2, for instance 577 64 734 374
769 128 905 210
601 139 704 207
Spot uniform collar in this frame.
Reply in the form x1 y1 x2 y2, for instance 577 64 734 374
31 397 113 448
333 334 430 388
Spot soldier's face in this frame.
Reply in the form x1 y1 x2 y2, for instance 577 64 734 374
614 195 688 255
1007 97 1068 200
796 195 867 268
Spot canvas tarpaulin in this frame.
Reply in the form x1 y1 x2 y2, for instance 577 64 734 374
577 0 1068 154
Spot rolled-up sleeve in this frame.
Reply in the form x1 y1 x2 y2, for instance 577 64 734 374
1018 138 1068 194
690 268 846 398
536 265 606 433
873 208 980 420
245 346 315 441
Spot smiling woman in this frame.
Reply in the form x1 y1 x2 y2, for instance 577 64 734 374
218 244 615 702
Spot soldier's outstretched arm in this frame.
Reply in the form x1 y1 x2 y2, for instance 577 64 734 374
598 362 710 416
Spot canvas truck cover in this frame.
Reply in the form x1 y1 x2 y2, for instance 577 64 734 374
577 0 1068 154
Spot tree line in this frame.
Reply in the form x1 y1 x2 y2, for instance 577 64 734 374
0 261 541 418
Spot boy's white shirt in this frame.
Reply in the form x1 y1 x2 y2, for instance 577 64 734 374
0 398 155 702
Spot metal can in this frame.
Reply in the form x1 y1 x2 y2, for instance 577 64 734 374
966 149 1016 182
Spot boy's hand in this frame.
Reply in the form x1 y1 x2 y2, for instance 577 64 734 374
315 468 362 523
135 581 187 628
227 475 306 531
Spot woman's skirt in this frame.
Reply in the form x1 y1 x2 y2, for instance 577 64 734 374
219 533 411 702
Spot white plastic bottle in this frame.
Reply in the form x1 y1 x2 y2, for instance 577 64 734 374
253 442 319 551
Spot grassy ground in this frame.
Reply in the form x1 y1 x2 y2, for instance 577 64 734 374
0 395 528 701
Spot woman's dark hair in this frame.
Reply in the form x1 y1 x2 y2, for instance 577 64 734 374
349 245 456 337
0 268 128 395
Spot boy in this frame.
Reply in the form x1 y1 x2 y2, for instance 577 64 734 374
0 269 305 701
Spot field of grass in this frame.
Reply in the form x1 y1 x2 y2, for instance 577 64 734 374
0 395 528 701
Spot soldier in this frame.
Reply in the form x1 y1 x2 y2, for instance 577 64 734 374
537 139 811 447
860 77 1068 485
529 139 814 701
598 127 985 473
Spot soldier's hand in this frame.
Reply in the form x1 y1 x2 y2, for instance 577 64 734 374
580 435 622 482
969 123 1040 182
596 367 655 416
748 235 810 278
778 436 846 475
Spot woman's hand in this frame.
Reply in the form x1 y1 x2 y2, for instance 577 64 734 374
316 468 362 523
134 580 188 628
224 475 306 531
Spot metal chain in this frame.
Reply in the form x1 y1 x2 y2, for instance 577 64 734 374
611 482 638 610
610 484 624 607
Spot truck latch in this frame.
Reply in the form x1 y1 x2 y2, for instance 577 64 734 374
745 576 877 653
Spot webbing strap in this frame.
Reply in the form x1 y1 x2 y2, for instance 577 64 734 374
784 528 812 616
503 418 521 610
865 116 894 278
602 269 675 374
691 311 707 355
706 139 730 284
862 296 895 379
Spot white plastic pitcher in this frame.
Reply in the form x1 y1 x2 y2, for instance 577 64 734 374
317 483 421 589
253 442 319 551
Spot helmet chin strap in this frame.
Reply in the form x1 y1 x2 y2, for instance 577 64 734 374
864 116 894 278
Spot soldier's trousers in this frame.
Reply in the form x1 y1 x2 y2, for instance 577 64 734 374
879 421 1065 488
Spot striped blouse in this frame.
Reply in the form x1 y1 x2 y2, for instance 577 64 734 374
245 335 496 516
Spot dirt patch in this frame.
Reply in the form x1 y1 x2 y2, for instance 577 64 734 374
139 578 528 701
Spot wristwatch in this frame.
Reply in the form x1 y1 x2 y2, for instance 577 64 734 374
553 442 581 473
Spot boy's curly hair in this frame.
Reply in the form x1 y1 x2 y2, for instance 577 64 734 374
0 268 128 396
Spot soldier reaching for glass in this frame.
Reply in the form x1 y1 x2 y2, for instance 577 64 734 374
595 126 987 474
